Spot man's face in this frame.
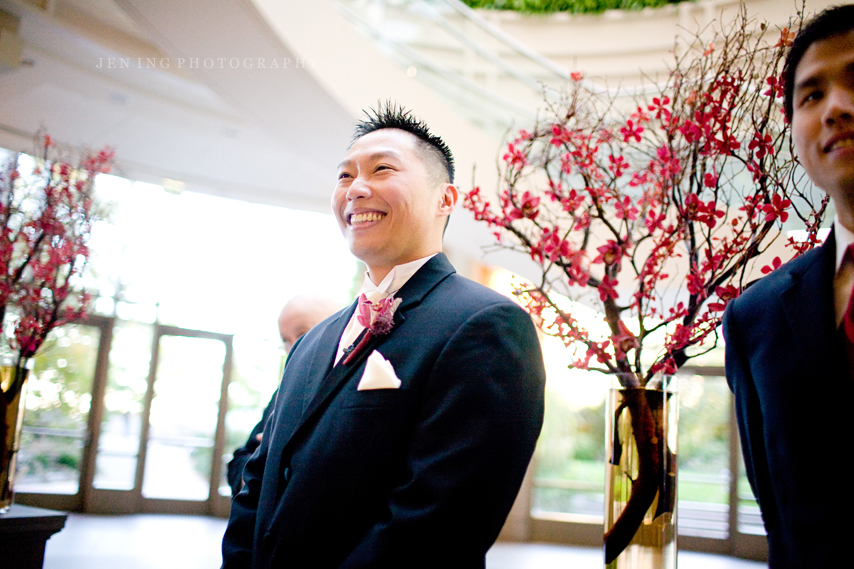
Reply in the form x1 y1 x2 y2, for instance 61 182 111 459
332 129 454 280
792 30 854 214
278 296 339 352
279 317 312 353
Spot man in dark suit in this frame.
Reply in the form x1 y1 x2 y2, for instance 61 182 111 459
724 6 854 567
221 104 546 568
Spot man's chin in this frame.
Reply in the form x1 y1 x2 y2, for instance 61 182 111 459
347 244 382 267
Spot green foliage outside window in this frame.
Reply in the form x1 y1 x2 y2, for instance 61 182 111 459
461 0 686 15
533 374 732 516
18 325 99 485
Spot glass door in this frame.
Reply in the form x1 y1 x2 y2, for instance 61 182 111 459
14 319 233 516
87 319 151 511
87 323 233 515
138 327 232 514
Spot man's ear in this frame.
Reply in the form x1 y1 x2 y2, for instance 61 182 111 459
438 183 458 217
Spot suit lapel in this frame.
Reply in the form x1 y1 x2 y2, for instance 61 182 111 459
265 304 354 474
780 236 839 376
302 302 355 412
279 253 456 455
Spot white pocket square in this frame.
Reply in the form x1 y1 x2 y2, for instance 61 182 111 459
357 351 401 390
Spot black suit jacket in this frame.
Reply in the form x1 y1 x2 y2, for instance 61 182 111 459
724 236 852 568
222 254 546 568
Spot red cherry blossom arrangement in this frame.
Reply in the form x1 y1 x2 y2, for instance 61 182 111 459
464 8 824 561
465 8 825 386
0 135 114 401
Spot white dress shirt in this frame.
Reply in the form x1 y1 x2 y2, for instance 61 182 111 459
335 255 436 364
833 217 854 326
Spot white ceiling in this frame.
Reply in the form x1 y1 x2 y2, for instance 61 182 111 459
0 0 356 213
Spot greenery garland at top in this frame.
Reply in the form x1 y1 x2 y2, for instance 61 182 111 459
461 0 686 15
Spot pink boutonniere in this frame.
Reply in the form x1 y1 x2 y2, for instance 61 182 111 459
343 293 403 365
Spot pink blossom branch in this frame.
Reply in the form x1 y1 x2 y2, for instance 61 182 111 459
464 6 821 384
1 135 113 395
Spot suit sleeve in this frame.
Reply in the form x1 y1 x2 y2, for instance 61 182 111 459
226 390 278 496
221 419 268 569
723 301 779 537
339 302 546 568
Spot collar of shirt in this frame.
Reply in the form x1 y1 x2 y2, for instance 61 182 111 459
335 254 437 364
357 254 437 300
833 216 854 326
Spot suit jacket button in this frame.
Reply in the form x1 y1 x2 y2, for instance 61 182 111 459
283 466 292 482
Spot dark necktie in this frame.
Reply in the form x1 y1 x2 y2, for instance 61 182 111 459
841 244 854 376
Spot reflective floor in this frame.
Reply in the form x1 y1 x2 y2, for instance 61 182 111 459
43 513 768 569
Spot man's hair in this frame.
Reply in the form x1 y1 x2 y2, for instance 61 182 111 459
783 4 854 120
352 102 455 185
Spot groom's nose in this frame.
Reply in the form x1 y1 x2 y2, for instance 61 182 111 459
346 175 372 200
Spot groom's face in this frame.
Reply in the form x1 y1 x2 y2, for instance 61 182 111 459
333 128 449 278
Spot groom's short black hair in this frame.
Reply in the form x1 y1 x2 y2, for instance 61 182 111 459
352 102 455 185
783 4 854 120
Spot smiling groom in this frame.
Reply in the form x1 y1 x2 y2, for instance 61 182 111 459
221 104 546 568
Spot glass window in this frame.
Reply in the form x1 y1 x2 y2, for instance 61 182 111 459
94 320 152 490
676 374 731 538
142 335 226 501
737 445 765 535
531 363 608 520
531 369 734 539
17 324 101 495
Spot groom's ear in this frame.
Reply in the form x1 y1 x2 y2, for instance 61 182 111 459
438 183 458 217
438 184 456 237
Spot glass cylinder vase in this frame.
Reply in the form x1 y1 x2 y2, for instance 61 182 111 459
604 374 678 569
0 357 33 514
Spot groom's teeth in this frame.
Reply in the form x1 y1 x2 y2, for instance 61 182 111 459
351 212 385 224
831 138 854 151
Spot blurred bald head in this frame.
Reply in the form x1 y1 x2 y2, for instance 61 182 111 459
279 294 341 351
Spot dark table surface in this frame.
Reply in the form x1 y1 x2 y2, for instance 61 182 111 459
0 503 68 532
0 504 67 569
